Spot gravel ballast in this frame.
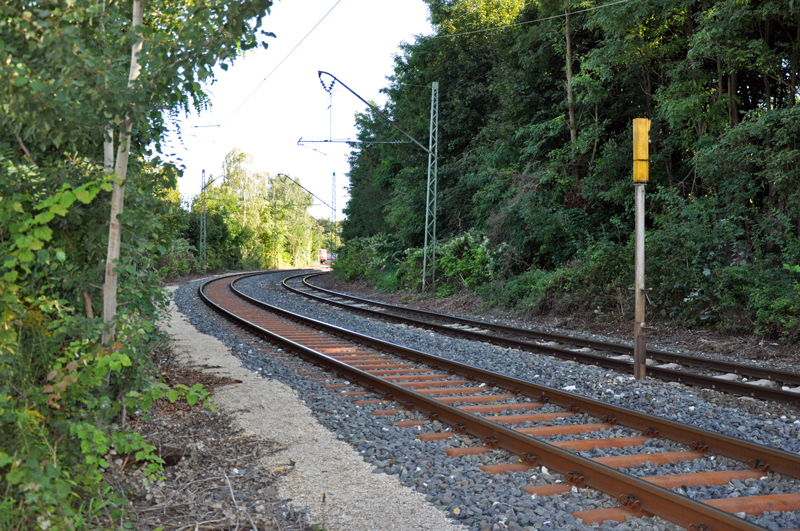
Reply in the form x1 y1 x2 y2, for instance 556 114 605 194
166 282 464 531
174 272 800 531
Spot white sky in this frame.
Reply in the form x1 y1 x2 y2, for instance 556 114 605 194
162 0 433 221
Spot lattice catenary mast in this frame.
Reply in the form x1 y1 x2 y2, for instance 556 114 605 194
422 82 439 295
200 169 207 273
332 171 337 249
317 71 439 292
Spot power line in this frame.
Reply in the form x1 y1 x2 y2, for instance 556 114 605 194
428 0 633 40
220 0 343 126
275 173 335 212
298 137 409 144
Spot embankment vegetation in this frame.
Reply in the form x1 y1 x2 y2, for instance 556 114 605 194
0 1 328 528
337 0 800 341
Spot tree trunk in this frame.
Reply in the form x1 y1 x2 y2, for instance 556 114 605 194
763 73 772 111
102 0 144 345
728 70 738 126
763 19 771 112
564 2 578 185
792 26 799 107
100 1 114 176
716 57 724 102
83 290 94 319
104 128 114 172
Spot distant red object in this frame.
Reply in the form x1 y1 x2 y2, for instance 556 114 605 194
318 249 327 264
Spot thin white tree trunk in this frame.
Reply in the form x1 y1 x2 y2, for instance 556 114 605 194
102 0 144 345
104 128 114 172
101 2 114 177
565 2 578 185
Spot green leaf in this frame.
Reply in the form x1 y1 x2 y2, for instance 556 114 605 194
18 249 35 263
58 191 76 209
13 76 28 87
0 452 13 467
185 392 198 406
34 211 55 224
74 186 98 204
33 226 53 241
49 204 69 216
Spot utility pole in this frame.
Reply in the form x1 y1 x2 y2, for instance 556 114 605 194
422 82 439 295
632 118 651 380
317 71 439 292
272 189 277 269
200 169 207 274
272 176 280 269
332 172 337 250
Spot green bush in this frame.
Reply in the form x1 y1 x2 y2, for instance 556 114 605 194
0 153 212 529
157 237 199 278
392 231 506 296
435 232 496 296
395 246 424 292
480 240 632 320
333 234 405 289
335 207 799 340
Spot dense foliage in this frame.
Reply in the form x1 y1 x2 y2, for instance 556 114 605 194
159 148 330 276
339 0 800 339
1 0 274 527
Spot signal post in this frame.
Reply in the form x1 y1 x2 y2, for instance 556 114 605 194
633 118 651 380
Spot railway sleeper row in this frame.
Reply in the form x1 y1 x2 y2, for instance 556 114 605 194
285 273 800 402
200 272 800 531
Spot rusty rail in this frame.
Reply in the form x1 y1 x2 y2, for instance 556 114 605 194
195 273 800 530
286 273 800 402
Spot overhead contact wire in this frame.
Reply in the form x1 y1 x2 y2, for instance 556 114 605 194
220 0 343 126
428 0 633 40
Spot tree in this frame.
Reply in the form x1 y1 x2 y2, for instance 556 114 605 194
1 0 275 342
341 0 800 337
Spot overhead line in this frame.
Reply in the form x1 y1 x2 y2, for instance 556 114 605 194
427 0 633 40
220 0 343 126
276 174 335 212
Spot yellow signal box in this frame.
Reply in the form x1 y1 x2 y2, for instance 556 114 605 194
633 118 651 182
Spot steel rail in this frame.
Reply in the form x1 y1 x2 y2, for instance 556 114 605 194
296 273 800 382
199 273 775 531
297 273 800 383
224 273 800 478
286 273 800 402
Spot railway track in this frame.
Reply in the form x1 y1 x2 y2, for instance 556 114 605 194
282 272 800 404
198 272 800 531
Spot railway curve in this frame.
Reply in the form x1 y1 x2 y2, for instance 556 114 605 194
285 272 800 404
193 271 800 531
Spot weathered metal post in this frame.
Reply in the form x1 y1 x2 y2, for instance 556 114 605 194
632 118 651 380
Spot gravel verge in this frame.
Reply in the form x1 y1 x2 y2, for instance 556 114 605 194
174 272 800 531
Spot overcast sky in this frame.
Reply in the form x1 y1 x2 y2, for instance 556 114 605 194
162 0 433 221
